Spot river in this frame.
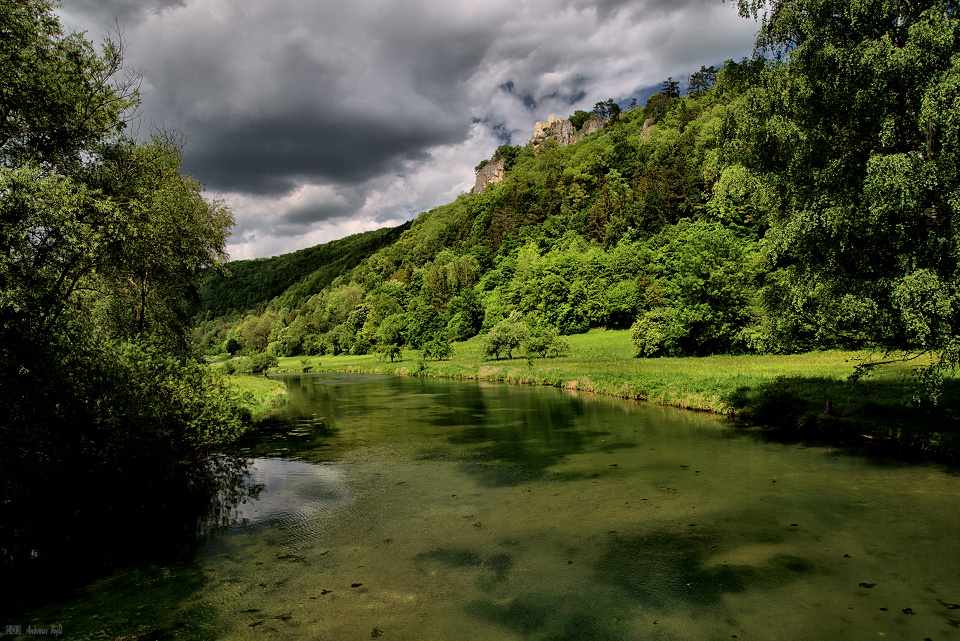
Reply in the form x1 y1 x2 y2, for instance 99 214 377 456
8 373 960 640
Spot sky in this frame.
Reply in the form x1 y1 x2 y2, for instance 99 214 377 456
58 0 759 260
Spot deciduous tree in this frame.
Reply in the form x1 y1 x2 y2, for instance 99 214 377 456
730 0 960 395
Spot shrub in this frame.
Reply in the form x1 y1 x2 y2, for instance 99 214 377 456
377 343 403 362
630 307 681 357
523 323 569 358
482 314 529 360
234 352 278 374
224 336 242 355
423 338 453 360
352 336 372 355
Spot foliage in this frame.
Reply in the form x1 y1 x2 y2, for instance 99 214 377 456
423 338 453 360
661 77 681 99
482 312 530 360
193 222 410 318
523 322 570 358
569 110 592 131
0 1 247 565
631 307 682 358
592 98 621 121
376 342 403 362
224 335 242 355
232 352 279 374
687 65 717 97
193 2 960 412
729 0 960 398
632 220 762 356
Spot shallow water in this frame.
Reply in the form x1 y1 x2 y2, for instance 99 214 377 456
9 373 960 640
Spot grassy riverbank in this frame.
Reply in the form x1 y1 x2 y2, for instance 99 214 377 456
264 329 960 460
221 370 289 418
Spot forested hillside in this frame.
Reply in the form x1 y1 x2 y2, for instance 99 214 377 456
197 59 766 357
194 221 412 319
199 0 960 397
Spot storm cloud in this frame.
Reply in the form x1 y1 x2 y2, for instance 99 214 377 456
58 0 759 259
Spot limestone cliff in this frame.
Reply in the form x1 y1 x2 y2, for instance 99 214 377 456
530 113 608 148
472 157 506 195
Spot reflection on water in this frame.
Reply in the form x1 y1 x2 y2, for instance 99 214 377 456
8 373 960 641
232 458 351 525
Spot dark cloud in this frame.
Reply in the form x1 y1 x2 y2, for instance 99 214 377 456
66 0 186 25
182 109 464 196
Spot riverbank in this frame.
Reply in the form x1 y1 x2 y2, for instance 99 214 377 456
222 373 289 418
257 329 958 461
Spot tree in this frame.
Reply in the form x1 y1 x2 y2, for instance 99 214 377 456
730 0 960 395
661 77 681 99
481 312 529 359
687 65 717 97
423 338 453 360
523 323 569 358
224 335 242 355
87 134 234 354
0 0 242 569
630 220 761 356
0 0 138 170
569 109 592 130
592 98 621 121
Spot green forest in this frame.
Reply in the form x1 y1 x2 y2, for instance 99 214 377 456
198 1 960 395
3 0 960 594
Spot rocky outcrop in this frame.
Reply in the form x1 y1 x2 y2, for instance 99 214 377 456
472 157 506 194
640 117 655 140
472 113 611 194
530 114 608 149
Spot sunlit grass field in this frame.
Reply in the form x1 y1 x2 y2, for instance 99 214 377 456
264 330 958 458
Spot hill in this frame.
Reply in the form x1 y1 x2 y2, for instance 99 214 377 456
198 0 960 406
197 59 773 360
193 221 412 319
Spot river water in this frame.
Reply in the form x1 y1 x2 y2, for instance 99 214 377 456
8 373 960 640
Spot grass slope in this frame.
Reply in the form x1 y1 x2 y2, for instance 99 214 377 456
266 330 960 460
223 373 288 418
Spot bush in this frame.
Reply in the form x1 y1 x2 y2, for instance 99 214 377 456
377 343 403 362
224 336 242 355
630 307 681 357
234 352 278 374
423 338 453 360
352 336 372 355
482 314 529 360
523 323 569 358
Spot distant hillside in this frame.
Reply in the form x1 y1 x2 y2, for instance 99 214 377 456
195 60 777 359
193 221 412 318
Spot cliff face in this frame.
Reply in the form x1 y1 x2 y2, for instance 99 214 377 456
472 157 506 194
530 114 608 148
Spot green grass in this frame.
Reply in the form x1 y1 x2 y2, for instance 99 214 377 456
268 330 960 460
222 374 288 418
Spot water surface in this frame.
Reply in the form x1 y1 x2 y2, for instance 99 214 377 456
11 373 960 640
